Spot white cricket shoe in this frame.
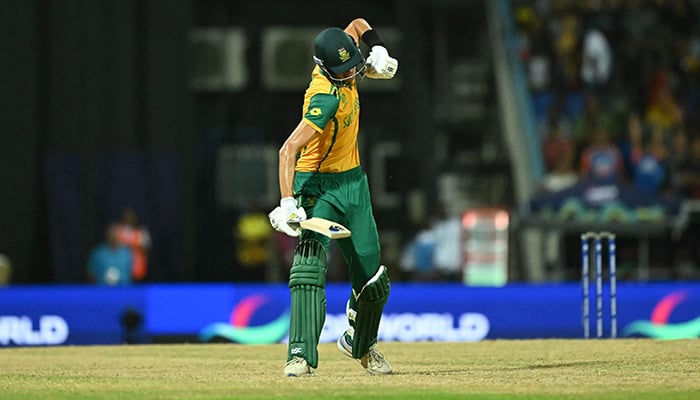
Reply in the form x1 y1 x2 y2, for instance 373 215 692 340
337 331 393 375
284 356 314 377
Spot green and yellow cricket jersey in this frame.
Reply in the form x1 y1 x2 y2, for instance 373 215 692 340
297 65 360 173
293 65 381 301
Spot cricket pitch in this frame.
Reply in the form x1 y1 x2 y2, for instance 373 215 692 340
1 339 698 399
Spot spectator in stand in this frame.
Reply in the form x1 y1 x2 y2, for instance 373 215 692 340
619 111 669 192
114 208 150 282
630 126 668 196
431 208 463 282
87 224 133 286
572 93 617 149
552 13 582 92
579 123 624 181
645 69 683 135
398 205 464 282
542 110 575 174
580 27 613 93
398 225 438 282
540 143 578 194
538 97 573 142
537 116 579 275
523 9 555 94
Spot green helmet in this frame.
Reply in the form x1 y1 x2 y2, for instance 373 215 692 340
313 27 365 81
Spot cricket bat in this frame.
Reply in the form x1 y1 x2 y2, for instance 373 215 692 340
289 217 351 239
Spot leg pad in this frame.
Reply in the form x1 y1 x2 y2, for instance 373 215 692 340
350 265 390 359
287 240 327 368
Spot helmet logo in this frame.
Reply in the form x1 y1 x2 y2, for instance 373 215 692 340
338 47 351 63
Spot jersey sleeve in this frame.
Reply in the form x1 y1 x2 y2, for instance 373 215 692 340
303 93 339 133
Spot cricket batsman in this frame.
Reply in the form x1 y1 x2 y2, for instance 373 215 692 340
268 17 398 377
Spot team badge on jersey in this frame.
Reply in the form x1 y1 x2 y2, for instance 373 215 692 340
338 47 350 63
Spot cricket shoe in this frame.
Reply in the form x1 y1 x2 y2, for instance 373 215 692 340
337 331 393 375
284 356 314 377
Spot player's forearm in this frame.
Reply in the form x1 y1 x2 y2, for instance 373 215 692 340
278 137 298 198
344 18 372 44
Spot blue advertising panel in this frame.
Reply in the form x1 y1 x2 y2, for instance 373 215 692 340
1 282 699 346
0 285 145 346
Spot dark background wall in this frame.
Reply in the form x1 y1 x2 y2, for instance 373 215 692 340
0 0 489 283
1 0 194 283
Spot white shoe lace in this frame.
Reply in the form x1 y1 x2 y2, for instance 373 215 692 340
286 356 305 366
368 348 385 365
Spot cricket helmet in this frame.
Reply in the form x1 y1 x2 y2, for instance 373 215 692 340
313 27 365 80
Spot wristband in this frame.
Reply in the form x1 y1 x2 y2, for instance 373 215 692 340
361 29 385 48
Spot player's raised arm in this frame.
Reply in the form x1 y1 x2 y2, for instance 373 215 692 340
345 18 398 80
343 18 372 44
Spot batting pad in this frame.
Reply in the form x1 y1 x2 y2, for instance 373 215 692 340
287 240 327 369
351 265 390 359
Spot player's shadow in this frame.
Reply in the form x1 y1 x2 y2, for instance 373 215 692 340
410 368 474 376
508 360 614 370
404 360 613 376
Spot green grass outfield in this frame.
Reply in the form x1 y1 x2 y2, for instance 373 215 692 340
1 339 699 399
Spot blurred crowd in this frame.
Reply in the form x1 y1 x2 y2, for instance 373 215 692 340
516 0 700 279
515 0 700 203
397 0 700 283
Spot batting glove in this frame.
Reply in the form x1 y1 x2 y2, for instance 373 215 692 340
268 197 306 237
365 46 398 79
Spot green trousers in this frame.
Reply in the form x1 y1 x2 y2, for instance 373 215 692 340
294 166 381 289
